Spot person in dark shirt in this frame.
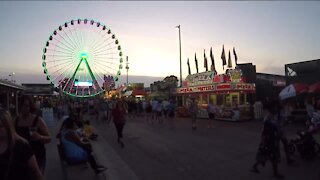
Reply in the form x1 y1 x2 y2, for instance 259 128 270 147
251 101 284 179
0 107 43 180
15 96 51 174
111 99 128 148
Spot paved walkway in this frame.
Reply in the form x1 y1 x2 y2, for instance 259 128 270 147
45 115 320 180
45 115 139 180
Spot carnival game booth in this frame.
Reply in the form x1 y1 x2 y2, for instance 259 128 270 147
175 69 255 121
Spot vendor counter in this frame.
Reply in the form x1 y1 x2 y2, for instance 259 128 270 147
197 104 252 121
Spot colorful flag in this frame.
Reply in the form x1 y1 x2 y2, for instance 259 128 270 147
221 45 226 70
233 47 238 65
210 47 216 72
195 53 199 73
227 50 232 68
187 58 191 75
204 49 208 71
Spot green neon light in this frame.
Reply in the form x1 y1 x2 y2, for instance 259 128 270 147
63 90 104 98
80 52 88 60
83 58 102 92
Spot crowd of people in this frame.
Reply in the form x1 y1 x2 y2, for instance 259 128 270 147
0 94 319 180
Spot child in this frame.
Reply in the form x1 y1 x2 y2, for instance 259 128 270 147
83 120 98 140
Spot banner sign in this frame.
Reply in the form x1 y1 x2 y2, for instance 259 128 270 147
177 85 215 94
176 83 255 94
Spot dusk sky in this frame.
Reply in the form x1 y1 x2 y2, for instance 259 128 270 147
1 1 320 86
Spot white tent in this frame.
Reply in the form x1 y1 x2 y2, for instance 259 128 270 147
279 83 308 100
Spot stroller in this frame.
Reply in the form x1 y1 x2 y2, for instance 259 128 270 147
288 130 320 160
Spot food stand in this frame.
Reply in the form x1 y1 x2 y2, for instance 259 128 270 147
175 68 255 121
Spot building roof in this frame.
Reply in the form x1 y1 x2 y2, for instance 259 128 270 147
285 59 320 73
0 79 26 90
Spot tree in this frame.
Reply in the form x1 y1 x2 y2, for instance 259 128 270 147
163 75 178 93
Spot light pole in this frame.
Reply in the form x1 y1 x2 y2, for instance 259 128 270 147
8 72 15 83
126 56 129 85
176 25 182 87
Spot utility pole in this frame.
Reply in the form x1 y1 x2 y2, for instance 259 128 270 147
126 56 129 85
176 25 182 87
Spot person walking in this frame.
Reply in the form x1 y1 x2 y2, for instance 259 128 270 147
162 99 170 120
151 99 158 124
15 96 51 175
278 102 295 164
0 107 44 180
188 98 199 130
251 101 284 179
145 101 153 124
111 99 128 148
156 100 163 124
167 100 176 129
207 101 215 128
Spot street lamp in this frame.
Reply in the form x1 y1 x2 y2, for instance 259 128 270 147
176 25 182 87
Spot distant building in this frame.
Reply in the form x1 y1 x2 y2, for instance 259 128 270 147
285 59 320 85
236 63 286 101
0 79 25 116
255 73 286 101
22 83 54 96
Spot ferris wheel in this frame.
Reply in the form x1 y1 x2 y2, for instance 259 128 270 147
42 19 123 98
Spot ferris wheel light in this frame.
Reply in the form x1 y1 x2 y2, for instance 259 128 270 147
80 52 88 59
43 18 123 98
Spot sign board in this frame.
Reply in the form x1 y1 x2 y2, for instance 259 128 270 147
75 81 93 86
185 71 215 87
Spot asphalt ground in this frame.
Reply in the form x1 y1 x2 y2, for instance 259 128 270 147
45 114 320 180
